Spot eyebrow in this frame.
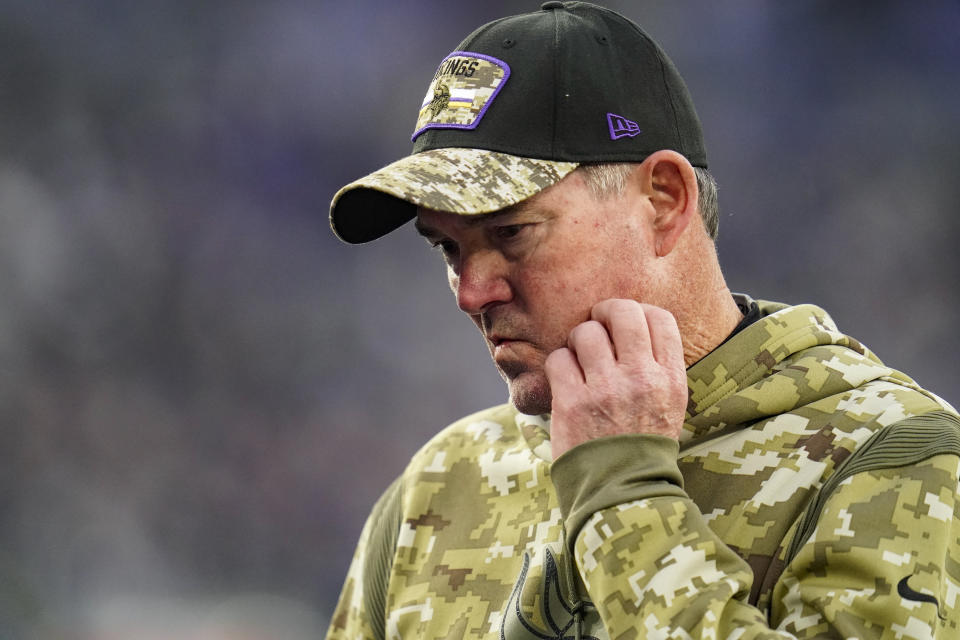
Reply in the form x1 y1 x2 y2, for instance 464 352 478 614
414 201 534 239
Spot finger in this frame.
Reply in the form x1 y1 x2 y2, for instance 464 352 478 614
640 304 685 370
590 299 651 363
566 320 616 378
544 347 584 388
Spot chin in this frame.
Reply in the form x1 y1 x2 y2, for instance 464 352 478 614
507 371 553 416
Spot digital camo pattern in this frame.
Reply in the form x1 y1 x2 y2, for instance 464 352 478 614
330 147 578 222
413 52 509 139
575 454 960 639
326 300 959 639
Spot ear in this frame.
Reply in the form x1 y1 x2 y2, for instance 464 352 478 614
635 150 699 257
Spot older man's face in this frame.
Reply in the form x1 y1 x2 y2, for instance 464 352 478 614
415 170 661 415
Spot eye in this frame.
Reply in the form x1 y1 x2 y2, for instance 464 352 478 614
430 239 459 260
494 224 528 241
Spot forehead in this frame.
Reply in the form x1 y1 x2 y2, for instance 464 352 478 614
415 199 536 236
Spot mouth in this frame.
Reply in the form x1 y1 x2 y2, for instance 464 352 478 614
488 335 533 364
483 318 535 357
488 334 519 347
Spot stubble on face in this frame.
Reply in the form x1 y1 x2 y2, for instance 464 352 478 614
470 309 553 415
435 169 654 417
480 292 592 416
507 372 553 416
496 347 554 416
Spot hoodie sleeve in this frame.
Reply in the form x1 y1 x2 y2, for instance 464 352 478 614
551 435 960 639
325 477 403 640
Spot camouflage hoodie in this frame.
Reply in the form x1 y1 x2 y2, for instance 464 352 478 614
327 299 960 639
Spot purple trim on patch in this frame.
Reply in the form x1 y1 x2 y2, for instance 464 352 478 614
607 113 642 140
411 51 511 142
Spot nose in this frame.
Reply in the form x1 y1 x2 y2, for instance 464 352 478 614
453 249 512 315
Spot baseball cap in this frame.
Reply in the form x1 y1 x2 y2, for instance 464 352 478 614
330 1 706 244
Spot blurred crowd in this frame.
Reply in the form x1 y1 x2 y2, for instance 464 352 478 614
0 1 957 637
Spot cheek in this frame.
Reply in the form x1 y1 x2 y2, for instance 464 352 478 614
590 238 651 299
517 262 598 337
521 246 645 319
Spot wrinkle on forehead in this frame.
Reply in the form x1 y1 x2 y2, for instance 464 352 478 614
414 198 538 238
413 167 591 238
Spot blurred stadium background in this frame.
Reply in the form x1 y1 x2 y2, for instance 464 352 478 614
0 1 957 637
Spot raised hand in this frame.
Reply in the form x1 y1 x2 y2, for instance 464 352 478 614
545 299 688 459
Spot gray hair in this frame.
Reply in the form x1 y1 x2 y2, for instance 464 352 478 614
577 162 720 240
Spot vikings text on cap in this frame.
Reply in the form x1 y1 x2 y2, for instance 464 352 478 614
433 57 480 80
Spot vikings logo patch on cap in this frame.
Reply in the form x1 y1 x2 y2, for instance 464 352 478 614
412 51 510 141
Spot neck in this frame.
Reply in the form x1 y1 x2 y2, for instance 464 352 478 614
663 237 743 367
678 285 743 367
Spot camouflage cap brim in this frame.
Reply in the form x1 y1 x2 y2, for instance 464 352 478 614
329 148 578 244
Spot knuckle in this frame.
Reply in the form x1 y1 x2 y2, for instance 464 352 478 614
544 348 569 371
651 305 679 326
605 298 638 317
584 319 607 337
592 298 614 311
567 323 586 342
569 320 603 342
592 297 634 320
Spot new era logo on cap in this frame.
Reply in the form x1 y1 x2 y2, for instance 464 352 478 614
330 3 709 244
607 112 641 140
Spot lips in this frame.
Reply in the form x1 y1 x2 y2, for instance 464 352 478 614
488 334 525 348
483 316 532 350
489 335 535 366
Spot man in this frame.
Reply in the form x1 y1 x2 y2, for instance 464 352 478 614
326 3 960 638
